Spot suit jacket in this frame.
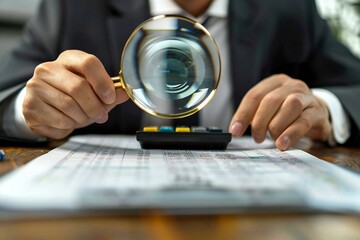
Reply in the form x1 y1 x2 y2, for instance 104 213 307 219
0 0 359 144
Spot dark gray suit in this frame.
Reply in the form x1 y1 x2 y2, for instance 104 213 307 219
0 0 359 144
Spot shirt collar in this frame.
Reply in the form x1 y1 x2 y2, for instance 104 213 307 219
149 0 228 20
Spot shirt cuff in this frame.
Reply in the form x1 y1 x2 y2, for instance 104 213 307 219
312 88 350 145
3 87 46 141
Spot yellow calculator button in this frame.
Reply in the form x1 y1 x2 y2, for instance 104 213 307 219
175 127 191 132
143 126 159 132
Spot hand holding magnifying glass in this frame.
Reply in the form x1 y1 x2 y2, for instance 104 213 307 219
23 15 221 139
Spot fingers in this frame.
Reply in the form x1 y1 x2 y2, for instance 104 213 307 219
230 74 332 150
251 88 299 143
261 92 311 141
57 50 116 104
270 95 330 150
229 74 288 136
31 125 74 140
23 94 77 139
305 98 331 141
275 107 315 150
32 61 108 121
104 88 129 112
25 79 87 125
23 50 129 139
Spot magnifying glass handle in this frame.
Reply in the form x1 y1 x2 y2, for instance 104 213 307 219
111 76 124 89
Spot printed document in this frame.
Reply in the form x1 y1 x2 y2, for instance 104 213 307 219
0 135 360 213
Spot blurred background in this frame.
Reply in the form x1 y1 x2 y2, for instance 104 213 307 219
317 0 360 57
0 0 40 55
0 0 359 58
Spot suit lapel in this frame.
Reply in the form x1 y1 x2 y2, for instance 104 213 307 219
106 0 150 75
105 0 150 131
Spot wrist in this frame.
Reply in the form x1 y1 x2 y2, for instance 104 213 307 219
312 88 351 145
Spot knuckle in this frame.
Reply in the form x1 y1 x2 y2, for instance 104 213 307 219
29 127 44 137
24 113 43 130
245 88 263 103
68 79 88 96
287 94 305 110
23 112 36 126
33 62 52 77
25 79 36 89
291 80 308 92
268 122 281 137
58 50 70 59
274 73 289 79
263 93 281 105
269 74 290 83
27 121 41 131
77 117 91 126
86 107 103 119
58 50 76 59
53 116 75 130
59 95 77 113
298 116 312 130
80 54 98 72
22 94 37 113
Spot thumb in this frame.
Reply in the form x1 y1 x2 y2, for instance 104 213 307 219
104 88 129 112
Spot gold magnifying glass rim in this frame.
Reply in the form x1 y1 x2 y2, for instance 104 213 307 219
112 14 222 119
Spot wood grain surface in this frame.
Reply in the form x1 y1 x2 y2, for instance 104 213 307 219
0 137 359 240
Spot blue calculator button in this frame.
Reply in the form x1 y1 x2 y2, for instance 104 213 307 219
159 126 174 132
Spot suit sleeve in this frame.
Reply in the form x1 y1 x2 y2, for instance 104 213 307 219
0 0 63 140
303 0 360 145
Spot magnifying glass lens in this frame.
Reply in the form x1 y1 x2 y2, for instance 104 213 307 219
121 16 220 118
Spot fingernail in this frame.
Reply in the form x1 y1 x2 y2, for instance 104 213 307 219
253 134 263 143
102 89 115 104
95 112 108 124
280 136 291 150
230 122 243 136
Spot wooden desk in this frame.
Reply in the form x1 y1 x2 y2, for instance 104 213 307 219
0 138 359 240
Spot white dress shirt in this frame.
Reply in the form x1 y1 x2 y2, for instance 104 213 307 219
142 0 233 130
2 0 350 144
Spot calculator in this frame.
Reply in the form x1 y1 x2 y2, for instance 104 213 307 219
136 126 232 150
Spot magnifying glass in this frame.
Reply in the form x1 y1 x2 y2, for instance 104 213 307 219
111 15 221 119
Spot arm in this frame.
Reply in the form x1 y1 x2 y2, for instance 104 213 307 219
0 0 62 140
229 0 360 149
0 0 129 140
302 0 360 144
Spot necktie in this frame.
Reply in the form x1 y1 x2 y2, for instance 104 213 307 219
173 16 212 127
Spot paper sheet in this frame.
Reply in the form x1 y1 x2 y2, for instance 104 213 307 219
0 135 360 213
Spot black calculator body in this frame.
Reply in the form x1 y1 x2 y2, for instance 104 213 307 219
136 126 232 150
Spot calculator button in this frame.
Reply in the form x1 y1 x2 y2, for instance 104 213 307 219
207 127 223 132
159 126 174 132
175 127 191 132
191 126 207 132
143 126 158 132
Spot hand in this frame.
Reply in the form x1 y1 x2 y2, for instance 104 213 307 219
23 50 129 139
229 74 332 150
